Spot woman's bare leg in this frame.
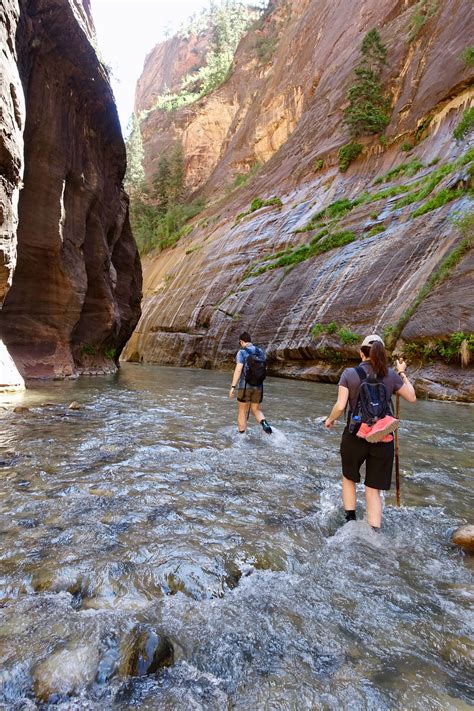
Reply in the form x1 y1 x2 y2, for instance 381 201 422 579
342 476 357 511
365 485 382 527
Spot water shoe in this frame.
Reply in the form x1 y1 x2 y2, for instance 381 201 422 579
365 415 399 443
261 419 272 434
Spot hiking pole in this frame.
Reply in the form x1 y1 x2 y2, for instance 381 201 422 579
395 393 401 507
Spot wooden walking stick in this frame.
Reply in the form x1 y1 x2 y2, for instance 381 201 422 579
395 393 401 507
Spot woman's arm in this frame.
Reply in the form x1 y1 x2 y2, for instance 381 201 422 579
395 358 416 403
229 363 243 399
325 385 349 427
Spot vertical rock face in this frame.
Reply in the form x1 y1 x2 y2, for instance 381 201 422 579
125 0 474 401
0 0 26 389
0 0 142 381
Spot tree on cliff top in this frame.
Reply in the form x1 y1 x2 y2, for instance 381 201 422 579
344 29 391 137
124 114 145 197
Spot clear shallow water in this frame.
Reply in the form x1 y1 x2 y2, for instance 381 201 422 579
0 364 473 710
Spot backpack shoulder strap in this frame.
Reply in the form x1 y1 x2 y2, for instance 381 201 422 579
354 365 367 381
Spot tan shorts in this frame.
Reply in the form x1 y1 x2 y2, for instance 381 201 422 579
237 385 263 403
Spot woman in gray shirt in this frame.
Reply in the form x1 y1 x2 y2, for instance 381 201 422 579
324 334 416 530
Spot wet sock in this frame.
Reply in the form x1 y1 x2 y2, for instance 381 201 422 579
345 510 356 522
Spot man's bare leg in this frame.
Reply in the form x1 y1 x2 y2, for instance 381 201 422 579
237 402 250 432
250 402 265 423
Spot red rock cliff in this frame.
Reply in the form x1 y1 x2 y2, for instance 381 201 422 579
0 0 142 381
126 0 473 400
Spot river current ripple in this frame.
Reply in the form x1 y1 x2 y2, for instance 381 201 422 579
0 364 473 709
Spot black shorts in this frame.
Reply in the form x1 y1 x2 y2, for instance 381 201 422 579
237 385 263 403
340 426 394 490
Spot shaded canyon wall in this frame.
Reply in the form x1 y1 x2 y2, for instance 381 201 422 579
0 0 142 383
125 0 473 400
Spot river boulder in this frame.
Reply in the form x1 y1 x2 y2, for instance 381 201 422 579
452 525 474 553
119 625 174 677
32 644 99 702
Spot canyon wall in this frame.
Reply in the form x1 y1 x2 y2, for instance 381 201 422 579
0 0 142 383
126 0 473 400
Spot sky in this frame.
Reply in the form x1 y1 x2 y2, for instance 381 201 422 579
91 0 255 134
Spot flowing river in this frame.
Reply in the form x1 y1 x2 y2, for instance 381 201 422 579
0 364 472 710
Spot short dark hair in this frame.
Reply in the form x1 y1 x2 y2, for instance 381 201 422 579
239 331 251 343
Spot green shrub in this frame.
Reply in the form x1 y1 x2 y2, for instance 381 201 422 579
393 163 455 209
377 158 424 183
233 162 262 189
251 231 357 275
250 197 264 211
81 344 97 356
235 196 282 223
367 225 386 236
401 142 414 152
314 159 324 171
338 327 360 345
408 0 439 42
104 347 117 360
385 218 473 343
461 45 474 67
339 142 363 172
311 323 325 337
453 107 474 141
371 184 412 202
411 188 464 218
311 322 359 346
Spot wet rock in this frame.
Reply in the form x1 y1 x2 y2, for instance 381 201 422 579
0 0 142 381
441 635 474 672
68 401 82 410
452 525 474 553
0 448 17 466
119 625 174 677
32 644 99 702
13 405 29 414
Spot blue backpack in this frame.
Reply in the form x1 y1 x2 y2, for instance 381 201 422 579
243 347 267 386
350 365 392 426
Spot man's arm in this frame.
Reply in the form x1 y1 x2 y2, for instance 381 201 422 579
325 385 349 428
229 363 243 399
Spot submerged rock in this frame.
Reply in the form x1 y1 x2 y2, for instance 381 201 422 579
33 644 99 701
68 401 82 410
452 525 474 553
119 625 174 677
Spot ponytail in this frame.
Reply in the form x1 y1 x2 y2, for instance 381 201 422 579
369 340 388 378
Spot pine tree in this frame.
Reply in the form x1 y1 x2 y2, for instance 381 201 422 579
124 114 145 197
344 29 391 137
153 155 172 215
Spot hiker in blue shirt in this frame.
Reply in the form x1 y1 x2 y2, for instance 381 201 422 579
229 331 272 435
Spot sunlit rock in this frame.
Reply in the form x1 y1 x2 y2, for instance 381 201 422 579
452 525 474 553
0 342 24 392
68 401 82 410
32 644 99 702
